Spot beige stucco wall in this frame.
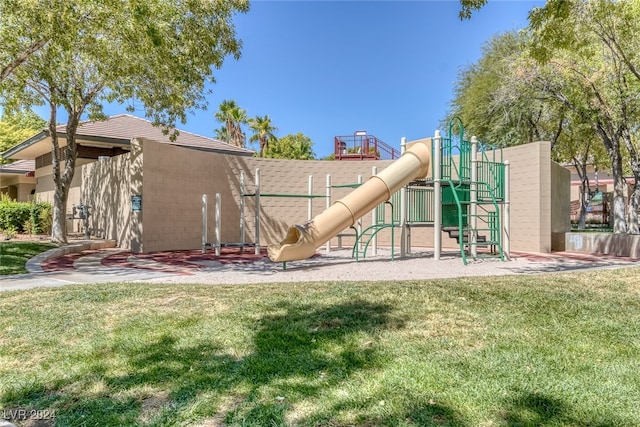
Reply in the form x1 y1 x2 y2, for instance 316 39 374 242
80 153 132 245
35 160 90 209
35 162 86 233
17 182 35 202
0 175 36 202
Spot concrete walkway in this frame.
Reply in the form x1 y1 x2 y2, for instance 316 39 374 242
2 241 638 292
2 241 180 291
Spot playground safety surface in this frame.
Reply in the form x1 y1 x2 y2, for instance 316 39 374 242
2 243 638 292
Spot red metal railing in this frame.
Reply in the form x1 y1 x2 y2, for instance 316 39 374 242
334 133 399 160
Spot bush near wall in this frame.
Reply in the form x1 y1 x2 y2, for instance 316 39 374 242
0 195 52 234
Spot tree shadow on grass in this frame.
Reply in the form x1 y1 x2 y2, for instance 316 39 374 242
1 300 406 426
297 394 468 427
500 390 621 427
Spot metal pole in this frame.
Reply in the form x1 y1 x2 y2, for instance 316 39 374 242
371 166 378 256
504 160 511 260
400 137 408 257
202 194 208 254
240 171 245 251
255 168 261 255
355 175 362 251
308 175 313 220
434 130 442 260
470 136 478 258
215 193 221 256
325 174 331 253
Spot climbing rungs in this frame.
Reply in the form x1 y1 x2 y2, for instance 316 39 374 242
352 223 395 261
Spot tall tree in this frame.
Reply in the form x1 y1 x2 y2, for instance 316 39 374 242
528 0 640 233
450 29 615 230
214 100 248 148
229 106 248 148
264 133 315 160
0 0 249 243
450 31 565 147
248 115 278 157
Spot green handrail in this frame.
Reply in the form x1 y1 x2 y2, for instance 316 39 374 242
259 193 327 198
331 183 362 189
353 201 395 261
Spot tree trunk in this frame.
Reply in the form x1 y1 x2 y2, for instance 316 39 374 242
49 103 67 243
259 136 266 157
50 103 81 243
611 155 627 234
595 122 627 233
629 178 640 234
622 128 640 233
51 187 68 243
576 161 589 230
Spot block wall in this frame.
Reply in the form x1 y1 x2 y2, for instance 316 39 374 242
502 141 550 253
136 138 395 252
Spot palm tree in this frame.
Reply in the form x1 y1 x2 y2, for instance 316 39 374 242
248 115 278 157
214 100 248 147
214 125 230 142
214 99 236 142
229 106 248 148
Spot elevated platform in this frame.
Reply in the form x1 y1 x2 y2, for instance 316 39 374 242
334 132 399 160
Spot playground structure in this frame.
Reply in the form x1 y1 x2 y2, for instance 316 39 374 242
334 131 399 160
268 119 509 265
200 121 509 265
268 139 431 262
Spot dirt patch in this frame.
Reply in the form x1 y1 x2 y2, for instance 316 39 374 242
137 390 173 424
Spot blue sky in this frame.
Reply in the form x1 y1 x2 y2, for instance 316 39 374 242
47 0 544 158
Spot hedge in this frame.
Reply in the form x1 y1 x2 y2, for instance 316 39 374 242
0 196 52 234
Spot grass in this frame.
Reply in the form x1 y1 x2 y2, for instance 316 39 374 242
0 268 639 426
0 241 58 275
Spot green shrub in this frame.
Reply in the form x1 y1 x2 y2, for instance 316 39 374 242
23 218 37 235
0 195 52 234
38 203 52 234
1 224 17 240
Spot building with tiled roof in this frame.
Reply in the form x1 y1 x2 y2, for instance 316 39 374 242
0 114 256 233
0 160 36 201
2 114 254 162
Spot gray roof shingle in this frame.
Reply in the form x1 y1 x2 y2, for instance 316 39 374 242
65 114 254 156
0 159 35 174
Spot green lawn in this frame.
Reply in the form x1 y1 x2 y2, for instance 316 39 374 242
1 269 639 426
0 241 58 275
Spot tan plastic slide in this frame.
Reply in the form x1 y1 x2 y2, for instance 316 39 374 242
267 139 432 262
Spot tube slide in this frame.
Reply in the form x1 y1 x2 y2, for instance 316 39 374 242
267 140 432 262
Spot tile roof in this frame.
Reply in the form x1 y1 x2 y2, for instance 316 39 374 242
61 114 254 156
0 159 35 174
